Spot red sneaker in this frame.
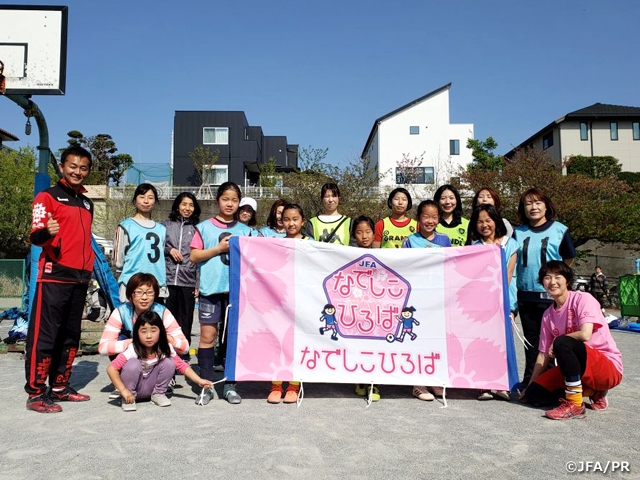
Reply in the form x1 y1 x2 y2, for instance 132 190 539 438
26 394 63 413
545 399 586 420
267 384 283 404
49 387 91 402
283 384 300 404
589 390 609 411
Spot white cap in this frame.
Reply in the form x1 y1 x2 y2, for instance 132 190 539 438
239 197 257 212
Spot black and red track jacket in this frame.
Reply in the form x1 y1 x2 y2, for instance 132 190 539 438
30 179 95 284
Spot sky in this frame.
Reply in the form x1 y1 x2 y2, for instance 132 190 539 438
1 0 639 180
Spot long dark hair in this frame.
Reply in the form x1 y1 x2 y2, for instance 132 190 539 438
266 199 288 229
132 310 171 361
168 192 201 224
469 204 507 242
433 184 464 222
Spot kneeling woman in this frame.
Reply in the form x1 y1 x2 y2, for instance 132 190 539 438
521 261 623 420
99 273 189 358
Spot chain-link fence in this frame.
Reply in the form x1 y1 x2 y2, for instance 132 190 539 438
0 259 26 309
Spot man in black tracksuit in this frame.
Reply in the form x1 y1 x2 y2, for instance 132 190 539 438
25 146 95 413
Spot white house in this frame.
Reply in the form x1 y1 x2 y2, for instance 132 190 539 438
505 103 640 173
361 83 474 198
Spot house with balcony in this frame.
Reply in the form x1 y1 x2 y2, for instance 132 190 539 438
361 83 474 197
504 103 640 172
172 111 298 188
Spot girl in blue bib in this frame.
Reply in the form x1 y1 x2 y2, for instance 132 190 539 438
114 184 167 303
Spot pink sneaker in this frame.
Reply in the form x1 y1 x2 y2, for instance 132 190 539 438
545 399 586 420
589 390 609 411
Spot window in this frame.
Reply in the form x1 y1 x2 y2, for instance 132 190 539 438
610 122 618 141
203 127 229 145
395 167 434 184
409 126 419 135
580 122 588 141
542 131 554 149
202 165 228 185
449 139 460 155
633 122 640 141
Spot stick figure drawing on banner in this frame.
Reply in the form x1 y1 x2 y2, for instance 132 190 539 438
319 303 339 341
395 306 419 342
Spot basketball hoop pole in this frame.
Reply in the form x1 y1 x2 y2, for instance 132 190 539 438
5 94 54 179
5 93 55 319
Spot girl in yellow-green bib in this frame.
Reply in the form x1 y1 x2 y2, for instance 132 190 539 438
433 184 468 247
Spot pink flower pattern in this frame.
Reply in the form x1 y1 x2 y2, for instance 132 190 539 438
235 238 295 380
231 239 512 387
444 245 510 388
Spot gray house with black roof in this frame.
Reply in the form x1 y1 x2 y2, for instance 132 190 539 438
505 103 640 172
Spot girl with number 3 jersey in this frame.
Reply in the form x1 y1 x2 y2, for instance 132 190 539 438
114 184 167 303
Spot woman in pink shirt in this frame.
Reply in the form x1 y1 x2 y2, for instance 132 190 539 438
520 261 623 420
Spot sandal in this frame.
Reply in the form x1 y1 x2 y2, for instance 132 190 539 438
413 385 435 401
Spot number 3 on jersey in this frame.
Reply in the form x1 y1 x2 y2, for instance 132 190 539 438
146 232 161 263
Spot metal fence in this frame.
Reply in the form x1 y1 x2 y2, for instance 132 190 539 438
108 185 295 200
0 259 26 309
107 185 394 201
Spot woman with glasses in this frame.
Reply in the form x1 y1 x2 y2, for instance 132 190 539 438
98 273 188 359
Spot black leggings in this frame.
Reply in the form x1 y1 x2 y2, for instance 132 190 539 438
518 299 552 384
526 336 587 406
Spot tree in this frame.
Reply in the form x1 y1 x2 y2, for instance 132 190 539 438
64 131 133 185
259 156 280 188
565 155 622 179
617 171 640 192
92 185 137 240
459 147 640 247
188 145 219 185
281 147 385 223
0 148 37 258
467 136 504 172
395 152 426 199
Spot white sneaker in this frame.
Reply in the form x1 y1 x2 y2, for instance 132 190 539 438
151 393 171 407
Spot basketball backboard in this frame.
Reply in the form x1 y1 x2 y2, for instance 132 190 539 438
0 5 68 95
